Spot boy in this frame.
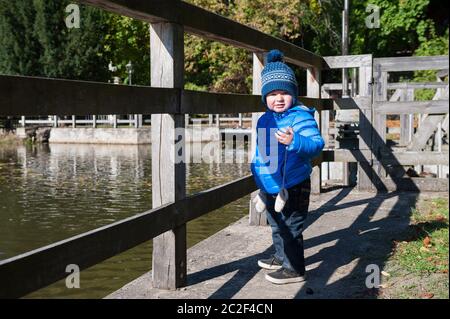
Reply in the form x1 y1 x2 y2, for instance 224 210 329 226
251 49 324 284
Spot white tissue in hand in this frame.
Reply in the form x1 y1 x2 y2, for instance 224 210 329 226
253 191 267 213
274 188 289 213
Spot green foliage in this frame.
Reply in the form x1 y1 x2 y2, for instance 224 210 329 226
103 14 150 85
0 0 109 81
1 0 447 94
349 0 449 100
185 0 448 93
351 0 435 56
33 1 109 81
184 0 342 93
185 37 252 93
0 1 41 75
413 28 449 100
415 29 449 57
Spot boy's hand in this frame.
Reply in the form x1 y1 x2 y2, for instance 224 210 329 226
275 127 293 145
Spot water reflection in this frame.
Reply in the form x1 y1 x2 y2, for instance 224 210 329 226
0 141 251 298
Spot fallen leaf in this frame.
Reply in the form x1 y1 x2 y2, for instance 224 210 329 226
423 236 431 247
420 292 434 299
381 271 390 277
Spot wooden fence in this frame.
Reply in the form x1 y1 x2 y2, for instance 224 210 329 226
0 0 448 298
372 55 449 191
17 114 253 128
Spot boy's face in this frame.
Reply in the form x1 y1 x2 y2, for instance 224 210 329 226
266 90 293 113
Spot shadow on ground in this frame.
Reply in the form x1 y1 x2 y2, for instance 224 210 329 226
193 186 422 299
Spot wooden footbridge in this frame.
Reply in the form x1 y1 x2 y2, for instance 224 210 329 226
0 0 448 298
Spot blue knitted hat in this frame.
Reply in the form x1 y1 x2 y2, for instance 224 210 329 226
261 49 298 107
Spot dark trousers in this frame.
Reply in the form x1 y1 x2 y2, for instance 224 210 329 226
265 178 311 275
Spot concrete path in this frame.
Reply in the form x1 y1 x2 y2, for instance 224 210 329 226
107 188 446 299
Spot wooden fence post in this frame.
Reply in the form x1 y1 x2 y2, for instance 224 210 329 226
357 63 374 191
372 63 387 183
407 89 414 144
307 67 322 194
249 52 267 226
399 90 410 146
150 21 186 289
320 87 330 181
112 115 117 128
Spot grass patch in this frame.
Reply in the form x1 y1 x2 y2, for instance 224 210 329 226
381 197 449 299
393 197 449 274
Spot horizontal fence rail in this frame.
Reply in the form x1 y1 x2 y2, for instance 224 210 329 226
374 55 449 72
0 75 347 116
19 116 141 128
181 90 263 114
0 175 257 298
373 100 448 114
0 75 179 116
18 115 253 128
323 54 372 69
322 150 449 166
372 177 449 192
0 75 375 116
387 82 448 90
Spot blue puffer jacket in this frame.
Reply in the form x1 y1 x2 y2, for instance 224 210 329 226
250 103 325 195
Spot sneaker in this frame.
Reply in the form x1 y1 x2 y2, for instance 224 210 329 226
265 268 306 284
257 256 283 270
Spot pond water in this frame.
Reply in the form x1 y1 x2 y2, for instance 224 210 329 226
0 141 251 298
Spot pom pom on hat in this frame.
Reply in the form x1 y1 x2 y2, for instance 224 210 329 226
266 49 284 63
261 49 298 107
